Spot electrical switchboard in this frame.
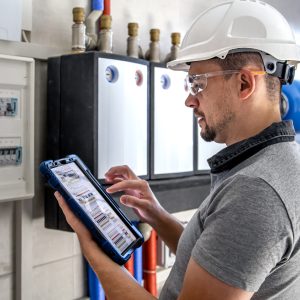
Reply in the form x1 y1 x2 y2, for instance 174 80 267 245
0 54 34 202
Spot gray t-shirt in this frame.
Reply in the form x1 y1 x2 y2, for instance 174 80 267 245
159 141 300 299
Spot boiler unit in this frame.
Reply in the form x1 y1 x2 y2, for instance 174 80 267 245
46 52 149 230
150 63 194 179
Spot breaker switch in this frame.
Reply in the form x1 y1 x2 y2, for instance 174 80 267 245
0 147 22 166
0 97 18 116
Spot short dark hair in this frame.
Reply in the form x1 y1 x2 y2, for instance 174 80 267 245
214 52 281 102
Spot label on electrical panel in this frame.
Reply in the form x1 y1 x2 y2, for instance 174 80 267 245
0 89 20 117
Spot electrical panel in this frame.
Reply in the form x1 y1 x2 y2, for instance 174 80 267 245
47 52 149 180
151 64 194 179
97 58 148 179
0 54 34 202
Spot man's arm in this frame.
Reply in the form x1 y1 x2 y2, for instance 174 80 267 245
55 191 253 300
55 192 156 300
105 165 184 253
178 259 253 300
150 206 184 255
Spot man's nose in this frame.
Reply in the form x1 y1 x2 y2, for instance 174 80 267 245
185 93 199 108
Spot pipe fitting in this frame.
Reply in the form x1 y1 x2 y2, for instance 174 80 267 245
72 7 86 53
165 32 181 62
150 29 160 42
145 28 161 62
171 32 181 46
128 22 139 37
127 23 140 58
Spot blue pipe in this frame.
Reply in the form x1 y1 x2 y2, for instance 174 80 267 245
87 262 105 300
92 0 104 10
134 246 143 285
133 221 143 285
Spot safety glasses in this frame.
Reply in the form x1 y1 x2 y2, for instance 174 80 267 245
185 70 266 96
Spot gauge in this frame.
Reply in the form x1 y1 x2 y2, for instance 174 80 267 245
135 70 143 86
160 74 171 90
105 65 119 83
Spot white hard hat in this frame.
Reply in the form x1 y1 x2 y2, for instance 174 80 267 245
167 0 300 83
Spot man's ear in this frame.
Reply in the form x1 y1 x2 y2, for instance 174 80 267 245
238 70 256 100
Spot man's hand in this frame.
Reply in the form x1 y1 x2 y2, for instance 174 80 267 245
54 191 97 250
105 165 165 226
54 191 90 238
105 165 184 253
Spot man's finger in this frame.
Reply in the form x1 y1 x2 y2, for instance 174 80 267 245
104 177 124 184
106 179 149 195
54 191 70 213
105 165 138 180
120 195 147 211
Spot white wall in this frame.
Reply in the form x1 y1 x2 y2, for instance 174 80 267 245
29 0 300 58
0 0 299 299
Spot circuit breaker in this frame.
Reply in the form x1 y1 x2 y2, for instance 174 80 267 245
0 54 34 201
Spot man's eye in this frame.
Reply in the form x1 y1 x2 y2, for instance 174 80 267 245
193 82 204 90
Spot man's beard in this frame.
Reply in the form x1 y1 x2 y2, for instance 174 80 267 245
200 122 216 142
199 111 235 142
198 88 236 143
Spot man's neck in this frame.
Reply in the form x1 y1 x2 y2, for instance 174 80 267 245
224 114 282 146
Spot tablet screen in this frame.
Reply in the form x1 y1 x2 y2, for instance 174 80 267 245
52 162 137 254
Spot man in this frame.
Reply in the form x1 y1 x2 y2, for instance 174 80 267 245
55 0 300 299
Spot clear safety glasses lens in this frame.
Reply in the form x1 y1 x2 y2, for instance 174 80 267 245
185 75 207 96
185 70 244 96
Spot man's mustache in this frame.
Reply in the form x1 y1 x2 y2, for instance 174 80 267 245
194 109 205 118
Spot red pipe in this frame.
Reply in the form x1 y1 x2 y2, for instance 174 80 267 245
103 0 111 15
124 254 134 276
143 229 157 296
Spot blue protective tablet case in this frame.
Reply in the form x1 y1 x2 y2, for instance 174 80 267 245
40 154 144 265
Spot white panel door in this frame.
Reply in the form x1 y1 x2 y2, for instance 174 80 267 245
98 58 148 179
153 67 193 175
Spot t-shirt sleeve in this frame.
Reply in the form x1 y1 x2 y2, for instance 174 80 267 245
192 175 293 292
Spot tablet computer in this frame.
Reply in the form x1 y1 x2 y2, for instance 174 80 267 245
40 154 144 265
